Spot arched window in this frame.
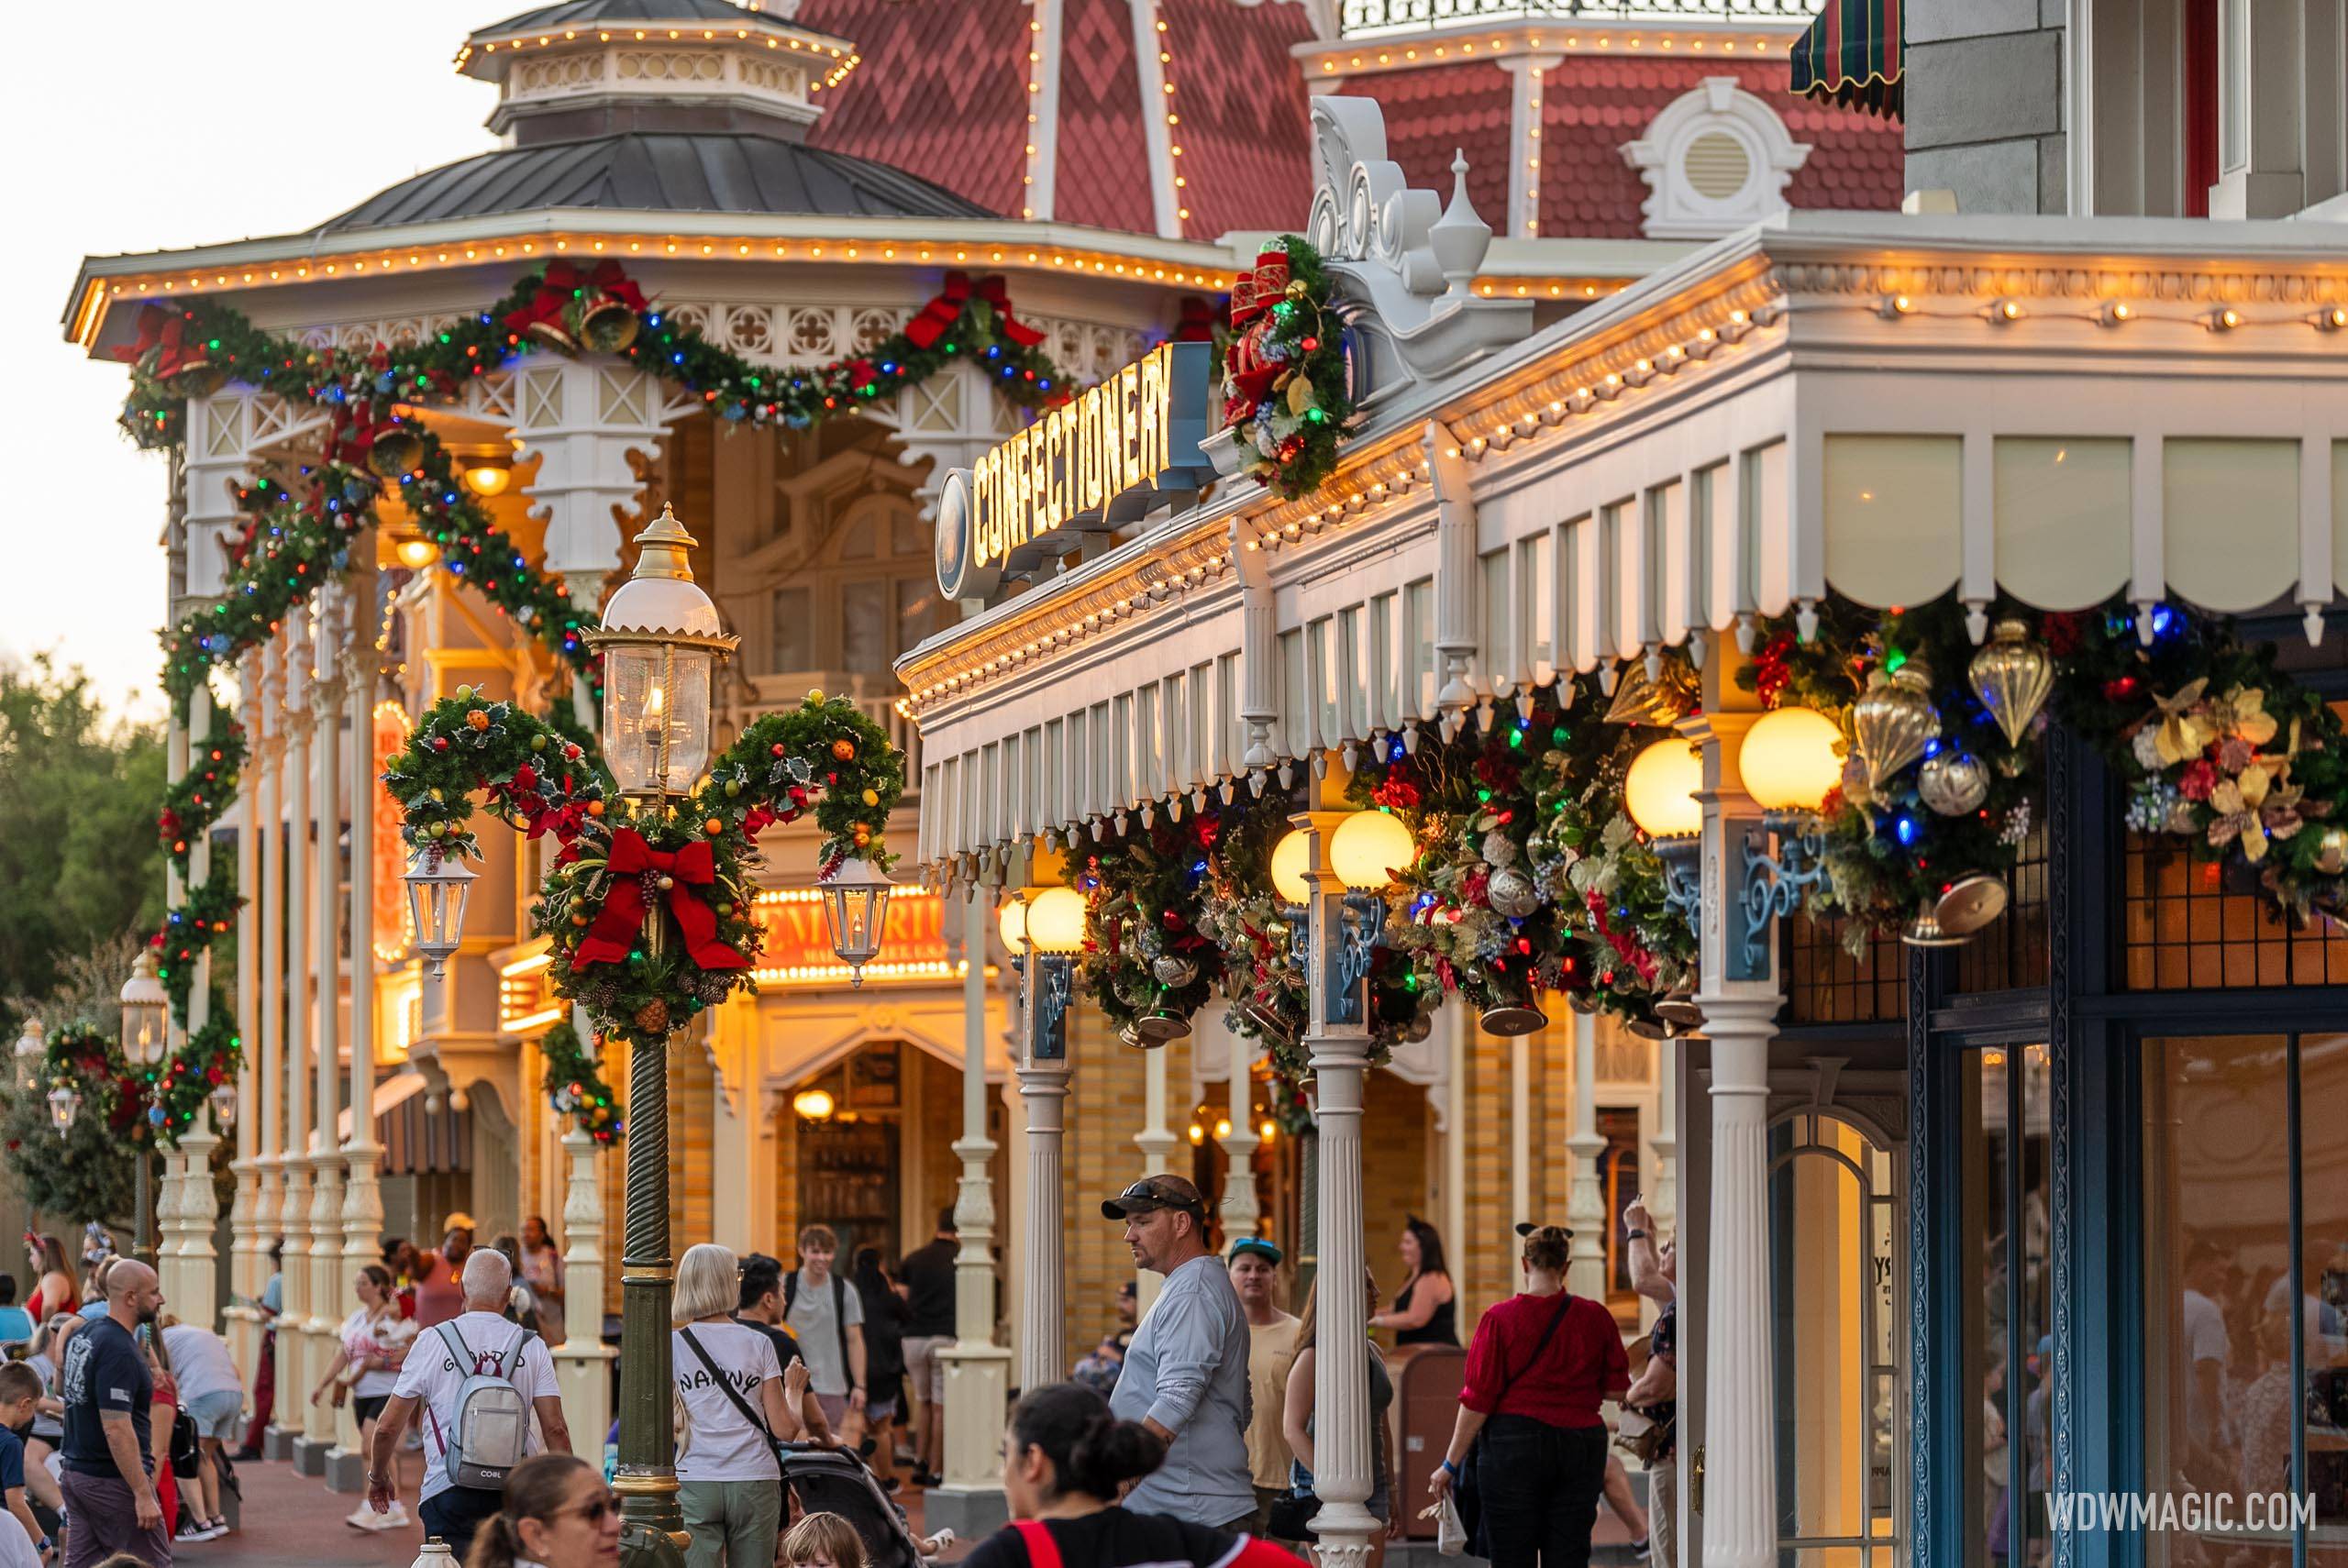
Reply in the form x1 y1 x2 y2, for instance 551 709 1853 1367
1623 77 1812 240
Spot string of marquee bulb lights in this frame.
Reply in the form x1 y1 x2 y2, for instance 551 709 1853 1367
1870 292 2348 333
460 23 859 88
901 296 1784 715
1313 30 1789 72
1157 14 1192 232
1022 3 1047 220
1523 61 1544 238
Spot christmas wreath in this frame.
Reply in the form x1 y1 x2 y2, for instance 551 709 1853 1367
1219 237 1355 499
387 688 904 1050
1741 591 2348 944
537 1019 625 1146
1065 815 1226 1044
35 1011 238 1151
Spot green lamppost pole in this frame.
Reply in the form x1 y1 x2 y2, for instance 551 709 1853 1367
582 509 744 1568
119 950 172 1264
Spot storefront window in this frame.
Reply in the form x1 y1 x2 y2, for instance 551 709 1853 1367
2124 839 2348 989
1957 1044 2052 1568
2144 1034 2348 1565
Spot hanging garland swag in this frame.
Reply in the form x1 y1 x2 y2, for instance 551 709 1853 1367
119 258 1058 1081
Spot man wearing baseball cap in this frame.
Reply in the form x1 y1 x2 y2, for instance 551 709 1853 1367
1226 1237 1300 1535
1101 1176 1255 1528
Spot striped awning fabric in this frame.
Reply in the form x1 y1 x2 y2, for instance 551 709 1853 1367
1790 0 1903 119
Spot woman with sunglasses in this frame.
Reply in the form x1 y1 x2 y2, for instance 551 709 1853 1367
465 1453 622 1568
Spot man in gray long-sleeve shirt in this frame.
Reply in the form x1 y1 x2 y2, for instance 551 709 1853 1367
1101 1175 1256 1528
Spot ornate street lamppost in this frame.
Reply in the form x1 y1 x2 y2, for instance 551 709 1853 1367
1003 883 1084 1385
13 1019 43 1095
120 950 171 1263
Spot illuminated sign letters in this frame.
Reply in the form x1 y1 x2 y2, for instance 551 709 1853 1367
936 340 1214 601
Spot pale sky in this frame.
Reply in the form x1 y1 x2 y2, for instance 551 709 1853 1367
0 5 521 720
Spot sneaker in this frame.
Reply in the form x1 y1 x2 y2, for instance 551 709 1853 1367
199 1521 230 1541
1633 1539 1652 1561
175 1522 210 1542
368 1503 413 1532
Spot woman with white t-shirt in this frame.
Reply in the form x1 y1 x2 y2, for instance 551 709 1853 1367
316 1264 419 1532
672 1243 811 1568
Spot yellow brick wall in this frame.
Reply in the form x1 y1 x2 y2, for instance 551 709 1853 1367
1361 1071 1430 1320
915 1050 966 1246
1056 1007 1198 1362
668 1044 717 1253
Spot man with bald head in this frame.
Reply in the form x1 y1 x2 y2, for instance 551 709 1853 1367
59 1258 169 1567
368 1247 570 1560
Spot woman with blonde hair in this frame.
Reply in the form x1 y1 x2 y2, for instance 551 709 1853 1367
464 1452 621 1568
671 1242 810 1568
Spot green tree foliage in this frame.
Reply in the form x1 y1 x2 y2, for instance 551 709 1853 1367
0 656 167 1027
0 937 144 1231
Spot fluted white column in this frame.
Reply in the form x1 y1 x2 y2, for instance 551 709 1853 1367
1016 1051 1069 1393
227 649 264 1360
1219 1024 1259 1242
936 893 1012 1528
1651 1034 1678 1247
300 593 346 1468
1689 701 1777 1568
253 639 286 1433
1510 1032 1531 1231
1134 1045 1180 1315
552 1122 613 1446
272 616 315 1463
154 700 188 1285
1566 1011 1608 1297
332 585 385 1492
177 687 226 1312
1298 815 1378 1568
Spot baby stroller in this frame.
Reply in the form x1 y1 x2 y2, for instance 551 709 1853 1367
781 1443 940 1568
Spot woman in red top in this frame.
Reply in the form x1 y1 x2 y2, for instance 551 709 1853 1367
23 1236 73 1321
959 1384 1309 1568
1427 1225 1627 1568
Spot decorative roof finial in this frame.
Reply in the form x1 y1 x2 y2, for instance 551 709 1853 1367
1429 148 1492 298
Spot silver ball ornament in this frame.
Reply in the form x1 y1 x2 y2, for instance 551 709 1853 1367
1486 867 1542 919
1152 955 1200 988
1916 751 1989 817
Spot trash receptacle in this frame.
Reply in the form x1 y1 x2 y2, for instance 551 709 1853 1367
1387 1342 1465 1540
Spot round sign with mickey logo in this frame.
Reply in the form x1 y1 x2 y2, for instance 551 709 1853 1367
934 468 1000 602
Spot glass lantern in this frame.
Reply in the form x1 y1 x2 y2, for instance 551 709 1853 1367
819 858 895 986
47 1083 79 1139
586 506 738 799
119 951 169 1068
404 845 479 979
14 1019 43 1094
209 1080 238 1127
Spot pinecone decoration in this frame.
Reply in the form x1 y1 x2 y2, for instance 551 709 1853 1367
634 999 670 1034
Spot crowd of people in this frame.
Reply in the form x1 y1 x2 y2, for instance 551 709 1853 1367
0 1182 1684 1568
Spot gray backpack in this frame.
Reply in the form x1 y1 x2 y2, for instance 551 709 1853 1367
432 1321 537 1490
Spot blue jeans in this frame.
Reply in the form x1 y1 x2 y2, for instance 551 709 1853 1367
1475 1415 1608 1568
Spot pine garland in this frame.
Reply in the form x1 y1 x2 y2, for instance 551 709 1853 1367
1219 237 1356 500
159 709 245 878
538 1019 624 1146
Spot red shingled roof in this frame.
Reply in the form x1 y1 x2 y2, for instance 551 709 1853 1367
1342 62 1514 231
1159 0 1318 240
1536 57 1903 237
1056 0 1157 233
798 0 1028 216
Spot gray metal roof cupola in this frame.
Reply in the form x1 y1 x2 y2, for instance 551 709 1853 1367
316 0 989 233
457 0 856 145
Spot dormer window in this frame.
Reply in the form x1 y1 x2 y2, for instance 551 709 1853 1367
1623 77 1811 240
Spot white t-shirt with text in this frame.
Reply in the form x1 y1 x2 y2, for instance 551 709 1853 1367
673 1321 784 1482
391 1310 560 1504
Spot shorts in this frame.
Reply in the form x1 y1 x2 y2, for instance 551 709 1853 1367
186 1387 243 1441
867 1392 901 1424
354 1394 391 1426
903 1334 952 1407
815 1393 848 1430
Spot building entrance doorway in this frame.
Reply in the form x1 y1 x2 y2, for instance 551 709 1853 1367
790 1042 905 1264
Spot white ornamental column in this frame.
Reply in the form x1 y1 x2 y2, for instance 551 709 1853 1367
1014 900 1070 1393
301 589 347 1471
1298 814 1379 1568
271 616 315 1463
252 640 285 1423
332 577 385 1492
226 648 264 1362
153 690 186 1292
513 356 697 594
552 1121 614 1446
932 892 1012 1535
1689 699 1778 1568
1566 1011 1607 1297
1134 1046 1180 1315
1651 1034 1678 1253
1218 1022 1259 1242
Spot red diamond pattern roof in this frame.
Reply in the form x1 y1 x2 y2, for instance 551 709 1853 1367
1342 62 1514 233
1055 0 1157 234
1159 0 1318 241
1536 57 1903 237
798 0 1029 216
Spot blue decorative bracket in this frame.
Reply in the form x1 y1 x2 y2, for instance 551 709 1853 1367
1026 952 1074 1061
1654 836 1703 933
1731 816 1829 980
1279 893 1390 1029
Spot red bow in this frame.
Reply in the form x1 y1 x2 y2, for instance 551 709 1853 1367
504 259 649 344
113 305 207 380
572 828 747 971
903 271 1046 351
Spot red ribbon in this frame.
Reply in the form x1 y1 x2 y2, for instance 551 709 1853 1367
1172 296 1217 343
113 306 206 380
504 259 649 342
572 828 747 971
903 271 1046 351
